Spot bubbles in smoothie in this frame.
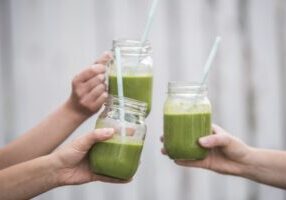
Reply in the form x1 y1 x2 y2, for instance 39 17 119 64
164 97 211 114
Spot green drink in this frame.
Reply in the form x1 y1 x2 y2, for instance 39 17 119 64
89 138 143 180
88 96 147 180
109 39 153 115
163 82 212 160
108 75 153 115
164 112 211 160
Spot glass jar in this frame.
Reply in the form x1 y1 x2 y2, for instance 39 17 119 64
89 95 147 180
108 39 153 115
163 82 212 160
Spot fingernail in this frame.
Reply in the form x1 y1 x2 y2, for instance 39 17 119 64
199 137 210 146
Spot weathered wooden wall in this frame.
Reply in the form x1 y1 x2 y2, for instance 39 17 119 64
0 0 285 199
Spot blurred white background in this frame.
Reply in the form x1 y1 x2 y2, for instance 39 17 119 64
0 0 285 199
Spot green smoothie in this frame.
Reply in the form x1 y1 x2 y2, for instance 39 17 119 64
108 75 153 115
164 112 211 160
89 138 143 180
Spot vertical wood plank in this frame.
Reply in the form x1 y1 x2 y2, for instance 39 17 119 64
149 0 177 199
249 0 285 199
0 0 5 146
154 1 192 200
238 0 261 198
201 1 229 200
0 0 15 143
0 53 3 146
180 1 213 200
153 1 184 200
9 0 98 199
215 0 250 199
132 1 161 199
277 0 286 151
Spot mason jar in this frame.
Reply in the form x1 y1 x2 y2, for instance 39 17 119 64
163 82 212 160
108 39 153 115
89 95 147 180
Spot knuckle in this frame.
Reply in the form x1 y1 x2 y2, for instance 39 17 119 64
89 66 97 75
211 136 219 145
71 138 85 153
90 105 100 112
92 85 104 96
219 134 229 146
97 64 106 72
79 99 87 107
96 63 105 69
92 133 102 141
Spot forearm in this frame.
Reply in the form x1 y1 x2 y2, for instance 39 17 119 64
242 148 286 189
0 155 59 200
0 99 88 169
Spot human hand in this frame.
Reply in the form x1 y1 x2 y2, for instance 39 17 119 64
66 52 112 118
51 128 130 185
161 124 253 176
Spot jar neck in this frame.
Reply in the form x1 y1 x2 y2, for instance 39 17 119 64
112 39 152 56
168 82 208 97
105 95 147 117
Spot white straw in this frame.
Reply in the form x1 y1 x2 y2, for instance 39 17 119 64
200 36 222 85
141 0 160 42
115 47 126 137
193 37 221 106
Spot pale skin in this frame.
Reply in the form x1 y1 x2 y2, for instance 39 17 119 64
0 52 112 169
0 52 129 199
0 128 129 200
161 124 286 189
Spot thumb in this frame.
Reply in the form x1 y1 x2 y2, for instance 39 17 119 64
199 133 231 148
71 128 114 152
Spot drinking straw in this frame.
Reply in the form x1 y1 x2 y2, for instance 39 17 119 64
137 0 160 65
200 36 222 86
115 47 126 137
193 37 221 105
141 0 160 43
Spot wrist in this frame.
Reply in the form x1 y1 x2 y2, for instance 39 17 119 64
239 147 260 178
39 155 63 188
44 154 65 187
62 98 91 122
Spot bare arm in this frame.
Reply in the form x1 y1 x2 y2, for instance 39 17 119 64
0 52 112 169
162 124 286 189
0 128 127 200
0 101 87 169
243 148 286 188
0 155 58 200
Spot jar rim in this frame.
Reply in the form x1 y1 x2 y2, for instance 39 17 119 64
106 95 147 117
112 39 150 46
112 39 152 56
168 81 207 94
